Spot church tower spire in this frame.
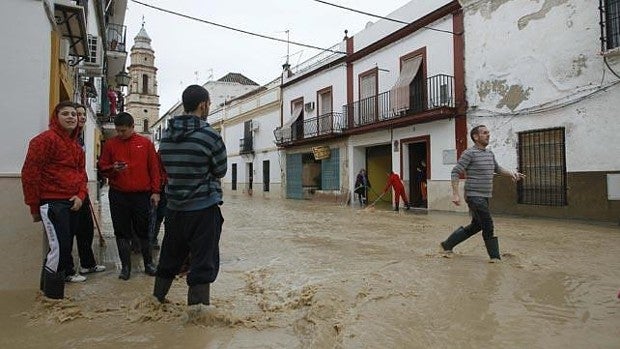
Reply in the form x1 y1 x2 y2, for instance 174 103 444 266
125 20 160 135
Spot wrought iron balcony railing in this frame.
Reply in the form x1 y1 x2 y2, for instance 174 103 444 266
344 74 455 129
106 23 127 53
274 74 455 146
239 137 254 154
275 112 345 144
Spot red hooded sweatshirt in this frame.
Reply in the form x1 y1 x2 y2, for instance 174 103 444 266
384 172 405 194
98 133 161 193
21 110 87 214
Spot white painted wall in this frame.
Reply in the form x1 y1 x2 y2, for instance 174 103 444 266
0 0 52 174
462 0 620 172
282 65 347 122
352 16 455 100
354 0 454 50
214 85 283 193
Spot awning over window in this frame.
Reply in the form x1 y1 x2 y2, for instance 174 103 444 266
54 2 89 58
390 56 422 113
275 104 303 142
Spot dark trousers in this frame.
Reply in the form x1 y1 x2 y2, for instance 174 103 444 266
109 189 151 240
39 200 79 276
67 195 97 273
464 196 495 240
149 191 167 245
157 205 224 286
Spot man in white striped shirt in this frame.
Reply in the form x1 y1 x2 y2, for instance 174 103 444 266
440 125 525 262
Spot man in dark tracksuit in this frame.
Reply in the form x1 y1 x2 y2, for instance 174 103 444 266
154 85 227 306
439 125 525 262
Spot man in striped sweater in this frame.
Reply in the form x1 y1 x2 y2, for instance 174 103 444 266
154 85 227 306
440 125 525 262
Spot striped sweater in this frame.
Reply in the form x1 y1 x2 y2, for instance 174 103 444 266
451 146 503 198
159 115 227 211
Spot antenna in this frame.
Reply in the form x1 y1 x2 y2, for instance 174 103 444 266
285 29 290 65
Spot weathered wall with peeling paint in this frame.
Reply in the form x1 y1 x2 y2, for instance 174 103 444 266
461 0 620 171
460 0 620 221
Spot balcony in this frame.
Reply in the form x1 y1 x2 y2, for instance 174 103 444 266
275 112 345 145
106 23 127 53
239 137 254 154
344 74 456 131
275 74 456 147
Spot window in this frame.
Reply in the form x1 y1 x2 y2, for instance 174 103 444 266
263 160 270 192
517 128 567 206
390 56 422 113
317 87 333 134
601 0 620 50
359 69 378 124
231 164 237 190
143 119 149 133
142 74 149 94
291 99 304 140
85 36 98 64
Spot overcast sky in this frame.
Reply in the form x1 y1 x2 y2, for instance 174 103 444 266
124 0 412 113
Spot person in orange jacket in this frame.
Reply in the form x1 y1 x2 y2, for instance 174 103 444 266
383 171 410 211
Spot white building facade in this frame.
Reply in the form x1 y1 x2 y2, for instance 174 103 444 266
213 79 283 197
277 0 466 210
461 0 620 221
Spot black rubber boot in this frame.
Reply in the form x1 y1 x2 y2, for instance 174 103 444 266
153 277 174 303
441 226 471 251
187 284 210 306
117 238 131 280
43 268 65 299
140 238 157 276
484 237 501 261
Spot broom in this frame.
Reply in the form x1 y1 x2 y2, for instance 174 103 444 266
89 200 106 247
364 191 387 211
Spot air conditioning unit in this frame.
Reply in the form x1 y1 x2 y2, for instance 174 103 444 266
304 102 315 112
251 120 260 131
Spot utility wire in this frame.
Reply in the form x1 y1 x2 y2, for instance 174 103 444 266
312 0 460 35
129 0 346 54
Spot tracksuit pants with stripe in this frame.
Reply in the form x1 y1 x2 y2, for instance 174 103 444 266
40 200 79 277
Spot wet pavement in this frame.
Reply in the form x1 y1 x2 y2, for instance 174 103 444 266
1 188 619 348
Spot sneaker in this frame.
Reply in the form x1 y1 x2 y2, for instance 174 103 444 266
65 273 86 283
489 258 501 264
80 265 106 274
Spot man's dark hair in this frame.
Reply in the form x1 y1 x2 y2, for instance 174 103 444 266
182 85 210 113
114 112 134 127
470 125 486 142
73 103 86 110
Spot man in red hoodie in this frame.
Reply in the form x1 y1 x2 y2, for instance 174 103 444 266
22 101 88 299
383 171 411 211
98 112 161 280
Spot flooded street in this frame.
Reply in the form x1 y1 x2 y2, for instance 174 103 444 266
1 190 619 348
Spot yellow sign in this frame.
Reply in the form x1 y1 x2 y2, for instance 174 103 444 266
312 146 331 160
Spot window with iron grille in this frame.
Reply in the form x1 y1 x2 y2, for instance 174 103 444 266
517 128 567 206
85 36 98 64
600 0 620 51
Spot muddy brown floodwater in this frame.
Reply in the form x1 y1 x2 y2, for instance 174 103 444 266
1 189 619 348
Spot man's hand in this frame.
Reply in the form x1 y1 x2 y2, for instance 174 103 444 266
512 171 526 182
69 196 83 211
451 193 461 206
151 193 161 207
32 213 42 222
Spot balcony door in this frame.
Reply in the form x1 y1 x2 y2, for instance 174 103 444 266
317 87 332 135
359 68 378 125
